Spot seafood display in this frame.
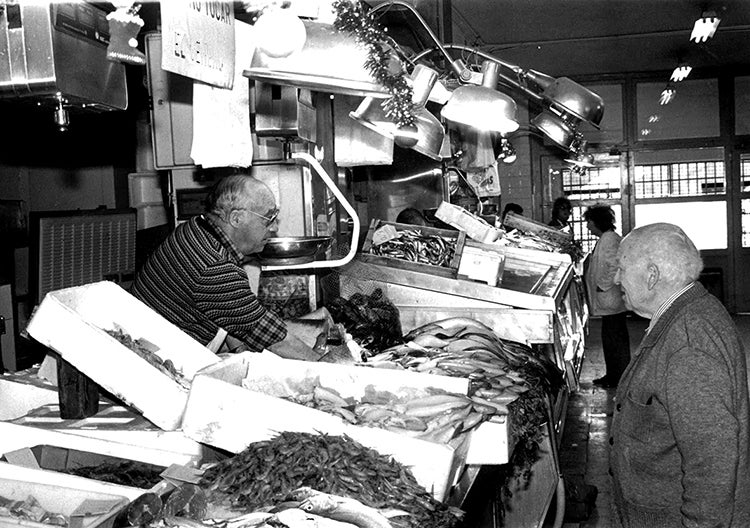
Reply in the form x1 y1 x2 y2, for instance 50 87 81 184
367 228 457 268
277 380 486 443
328 289 403 352
368 317 564 444
64 460 163 488
105 325 190 390
200 432 462 528
0 494 67 526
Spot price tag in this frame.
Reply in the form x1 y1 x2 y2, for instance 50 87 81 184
371 224 400 246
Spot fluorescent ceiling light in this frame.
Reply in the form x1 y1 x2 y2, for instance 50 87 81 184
670 64 692 82
660 87 676 105
690 11 721 43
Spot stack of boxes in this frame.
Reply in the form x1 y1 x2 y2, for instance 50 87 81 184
127 172 168 230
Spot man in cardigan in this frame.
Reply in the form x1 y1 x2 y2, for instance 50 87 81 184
132 173 321 360
610 222 750 527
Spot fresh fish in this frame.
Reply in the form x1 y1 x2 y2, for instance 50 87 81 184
163 516 211 528
298 492 394 528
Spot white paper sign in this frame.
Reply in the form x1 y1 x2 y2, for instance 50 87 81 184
160 1 236 89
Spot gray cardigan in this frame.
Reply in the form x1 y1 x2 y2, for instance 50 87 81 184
610 283 750 527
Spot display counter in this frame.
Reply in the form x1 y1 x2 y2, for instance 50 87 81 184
332 233 590 528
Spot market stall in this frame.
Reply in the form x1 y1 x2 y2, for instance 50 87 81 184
325 217 586 526
0 2 601 527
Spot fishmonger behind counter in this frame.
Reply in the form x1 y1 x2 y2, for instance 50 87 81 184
131 173 324 360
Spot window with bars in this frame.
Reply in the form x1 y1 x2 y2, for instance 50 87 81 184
741 154 750 247
634 160 725 199
742 156 750 192
560 164 623 253
568 204 624 254
563 165 621 201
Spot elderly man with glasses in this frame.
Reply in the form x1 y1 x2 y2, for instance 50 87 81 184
131 173 321 360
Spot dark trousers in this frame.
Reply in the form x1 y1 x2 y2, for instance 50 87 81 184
601 312 631 383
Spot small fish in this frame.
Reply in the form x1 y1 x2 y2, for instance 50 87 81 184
298 492 394 528
163 516 211 528
285 486 320 502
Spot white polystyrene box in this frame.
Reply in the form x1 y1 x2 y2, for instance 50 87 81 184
181 353 470 501
128 172 162 206
25 281 219 430
0 464 133 528
465 414 514 465
0 422 201 469
136 204 168 230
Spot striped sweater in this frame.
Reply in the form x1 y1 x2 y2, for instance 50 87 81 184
131 215 286 351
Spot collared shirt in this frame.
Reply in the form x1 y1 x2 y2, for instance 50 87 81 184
131 214 287 351
646 282 695 335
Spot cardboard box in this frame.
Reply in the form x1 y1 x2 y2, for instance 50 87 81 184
0 464 131 528
181 353 470 501
25 281 219 430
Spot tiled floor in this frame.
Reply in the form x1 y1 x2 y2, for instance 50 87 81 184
558 316 646 528
559 314 750 528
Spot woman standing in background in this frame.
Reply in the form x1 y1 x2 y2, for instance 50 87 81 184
549 197 573 233
584 204 630 388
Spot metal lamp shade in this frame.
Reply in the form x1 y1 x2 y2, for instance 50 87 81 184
564 153 596 168
244 21 390 98
531 110 578 150
541 77 604 128
411 108 445 160
349 64 446 160
441 85 519 135
349 98 445 161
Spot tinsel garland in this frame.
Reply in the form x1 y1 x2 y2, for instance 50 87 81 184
332 0 415 128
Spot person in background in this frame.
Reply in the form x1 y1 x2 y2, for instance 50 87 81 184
131 173 322 360
500 202 523 228
396 207 428 226
584 204 630 388
610 222 749 527
549 196 572 232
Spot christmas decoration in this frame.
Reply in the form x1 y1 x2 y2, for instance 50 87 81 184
106 2 145 66
332 0 415 128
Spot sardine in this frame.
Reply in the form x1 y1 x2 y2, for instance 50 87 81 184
298 492 394 528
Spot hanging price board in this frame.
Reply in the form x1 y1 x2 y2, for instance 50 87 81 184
160 1 236 89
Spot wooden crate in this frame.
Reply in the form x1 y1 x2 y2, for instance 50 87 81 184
360 219 465 278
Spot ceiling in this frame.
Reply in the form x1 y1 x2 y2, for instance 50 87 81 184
404 0 750 79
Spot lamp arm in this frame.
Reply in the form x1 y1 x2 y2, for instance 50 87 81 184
442 44 547 104
410 43 546 104
370 1 474 83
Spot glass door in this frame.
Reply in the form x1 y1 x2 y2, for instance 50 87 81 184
735 152 750 311
542 152 627 253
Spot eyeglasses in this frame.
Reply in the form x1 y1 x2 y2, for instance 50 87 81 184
245 207 280 227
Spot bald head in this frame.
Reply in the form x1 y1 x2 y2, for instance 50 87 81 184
620 223 703 288
204 174 278 255
615 223 702 318
205 174 275 221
